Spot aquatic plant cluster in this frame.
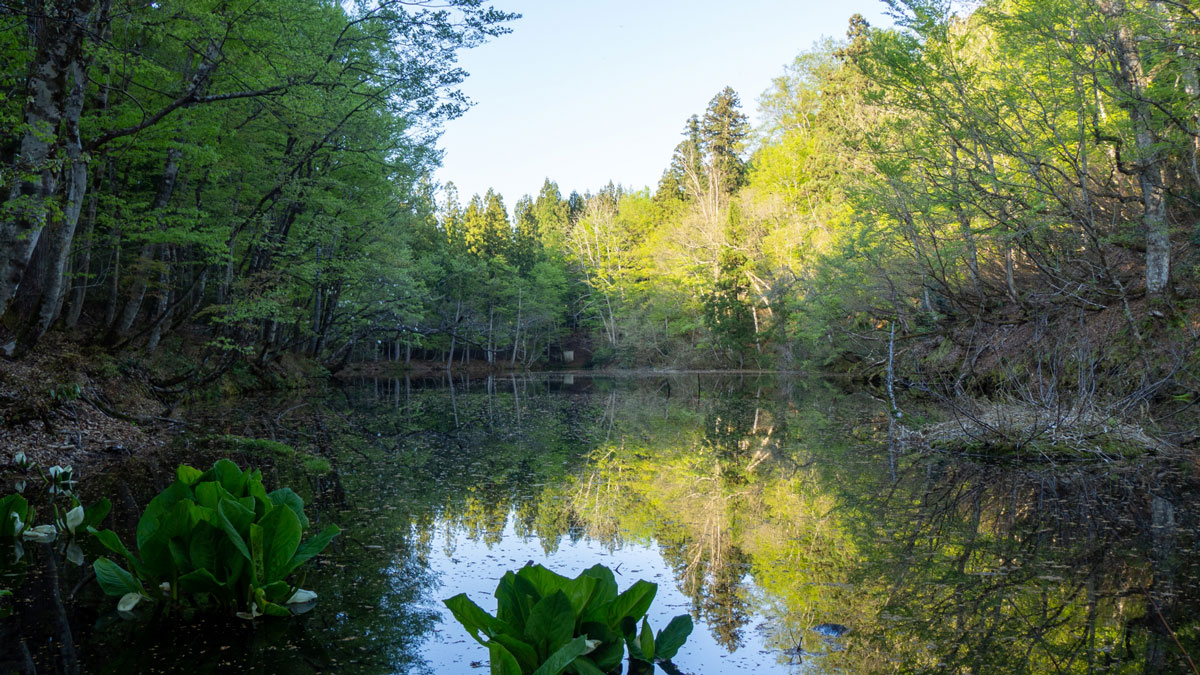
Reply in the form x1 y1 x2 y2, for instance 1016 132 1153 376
445 563 693 674
2 452 110 552
90 459 339 617
0 455 338 621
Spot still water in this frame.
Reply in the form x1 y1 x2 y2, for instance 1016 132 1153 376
2 374 1198 673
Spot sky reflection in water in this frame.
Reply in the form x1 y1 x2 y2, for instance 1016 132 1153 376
2 373 1197 674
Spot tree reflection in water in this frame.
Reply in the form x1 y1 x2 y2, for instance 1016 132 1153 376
2 374 1197 673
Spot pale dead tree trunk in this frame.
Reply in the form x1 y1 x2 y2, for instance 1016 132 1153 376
486 305 494 365
1102 0 1170 296
510 288 521 367
446 299 461 370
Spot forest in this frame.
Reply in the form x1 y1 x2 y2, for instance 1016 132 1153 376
3 1 1200 674
1 0 1198 411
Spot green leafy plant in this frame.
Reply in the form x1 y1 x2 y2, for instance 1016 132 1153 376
89 459 339 618
0 494 33 538
444 563 693 675
2 452 110 549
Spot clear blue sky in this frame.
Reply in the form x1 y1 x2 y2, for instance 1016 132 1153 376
434 0 891 208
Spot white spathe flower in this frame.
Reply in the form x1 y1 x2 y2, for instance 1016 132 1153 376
13 451 28 468
159 582 171 595
22 524 57 543
117 592 143 612
235 602 263 620
65 541 84 566
9 511 23 535
13 480 25 494
63 505 84 534
286 589 317 604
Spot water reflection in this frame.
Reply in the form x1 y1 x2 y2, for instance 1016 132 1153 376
1 374 1197 673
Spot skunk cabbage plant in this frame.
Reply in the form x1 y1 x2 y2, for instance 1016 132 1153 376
445 563 692 675
90 459 338 618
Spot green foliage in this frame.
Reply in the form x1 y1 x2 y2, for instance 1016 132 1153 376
90 459 339 618
444 563 692 674
0 493 33 538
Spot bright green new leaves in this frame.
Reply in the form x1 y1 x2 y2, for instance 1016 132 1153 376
623 614 693 664
91 459 338 618
444 563 692 675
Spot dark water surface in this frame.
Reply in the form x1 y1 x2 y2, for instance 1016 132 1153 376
2 374 1198 673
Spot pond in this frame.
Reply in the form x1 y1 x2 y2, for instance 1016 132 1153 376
2 373 1198 674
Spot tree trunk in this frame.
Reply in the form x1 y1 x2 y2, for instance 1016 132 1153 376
510 289 522 367
0 0 103 326
145 246 173 353
64 181 100 329
1104 0 1171 296
112 145 183 339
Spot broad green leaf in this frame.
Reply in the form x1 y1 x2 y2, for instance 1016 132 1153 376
495 572 533 634
524 590 575 657
531 635 589 675
88 528 145 575
249 523 265 585
577 564 617 606
140 535 176 578
213 459 248 497
444 593 513 645
195 482 221 511
168 538 189 572
607 580 657 626
579 622 624 671
137 481 189 549
259 504 302 582
188 522 219 572
488 642 523 675
654 614 693 659
93 557 144 597
176 465 203 485
217 499 253 561
639 617 654 661
517 564 570 598
81 498 111 529
559 574 598 619
565 656 607 675
261 580 291 604
178 568 225 596
490 633 538 671
260 600 290 617
267 488 310 529
282 524 339 577
0 494 27 538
